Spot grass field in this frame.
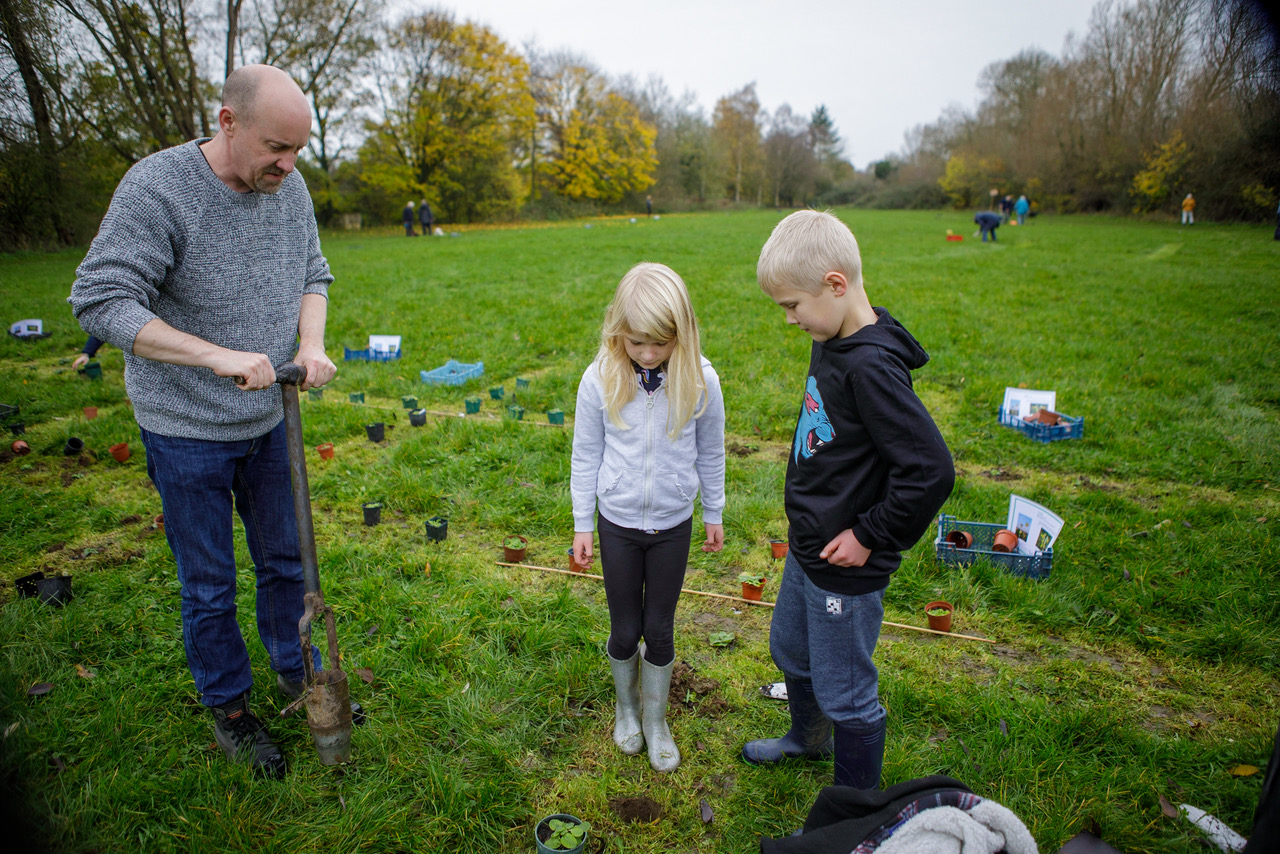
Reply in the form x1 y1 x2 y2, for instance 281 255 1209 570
1 209 1277 853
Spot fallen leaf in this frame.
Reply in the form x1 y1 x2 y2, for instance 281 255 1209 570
49 755 66 774
928 728 949 743
998 719 1008 736
1073 520 1085 528
3 722 18 739
339 794 346 811
1229 764 1260 777
355 668 376 684
461 682 469 694
365 624 379 637
1123 569 1131 582
27 682 54 697
958 738 971 756
700 798 714 824
1257 517 1268 524
1158 794 1178 818
75 664 96 680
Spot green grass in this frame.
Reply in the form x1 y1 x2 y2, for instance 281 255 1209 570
1 210 1277 853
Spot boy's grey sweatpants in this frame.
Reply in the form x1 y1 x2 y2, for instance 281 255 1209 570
769 551 888 730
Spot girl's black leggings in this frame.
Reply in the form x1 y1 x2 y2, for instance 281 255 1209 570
598 513 692 667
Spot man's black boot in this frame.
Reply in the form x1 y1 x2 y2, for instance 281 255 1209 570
211 693 287 779
832 716 887 789
741 677 833 764
277 674 366 725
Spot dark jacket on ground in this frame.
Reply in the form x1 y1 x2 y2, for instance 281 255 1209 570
785 308 954 596
760 776 974 854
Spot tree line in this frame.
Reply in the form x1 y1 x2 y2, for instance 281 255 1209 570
0 0 853 249
3 0 1275 251
860 0 1280 221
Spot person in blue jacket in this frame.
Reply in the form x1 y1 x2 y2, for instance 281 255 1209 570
974 211 1001 242
1014 195 1030 225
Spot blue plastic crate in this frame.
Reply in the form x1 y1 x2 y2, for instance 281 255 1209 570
420 359 484 386
344 347 402 362
998 408 1083 443
934 514 1052 580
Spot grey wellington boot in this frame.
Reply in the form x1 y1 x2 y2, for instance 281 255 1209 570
607 648 645 755
639 652 680 772
741 676 833 764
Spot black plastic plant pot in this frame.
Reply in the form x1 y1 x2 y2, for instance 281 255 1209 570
365 422 385 442
35 575 73 607
362 502 382 526
16 571 45 598
425 516 448 542
8 422 24 436
409 409 427 427
64 437 84 456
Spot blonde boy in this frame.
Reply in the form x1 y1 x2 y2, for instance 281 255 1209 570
743 210 955 789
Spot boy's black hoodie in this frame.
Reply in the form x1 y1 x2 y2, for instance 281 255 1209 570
785 308 954 595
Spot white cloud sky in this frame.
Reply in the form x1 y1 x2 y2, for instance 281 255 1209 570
412 0 1099 169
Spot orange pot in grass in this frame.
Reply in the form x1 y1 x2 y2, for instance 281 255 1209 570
769 540 789 559
109 442 131 463
739 572 766 601
316 442 335 460
503 535 528 563
83 406 98 420
925 600 954 633
992 529 1019 552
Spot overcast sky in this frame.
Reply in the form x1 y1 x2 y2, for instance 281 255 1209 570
408 0 1101 169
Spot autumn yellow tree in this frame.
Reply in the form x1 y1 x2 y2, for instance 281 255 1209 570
360 10 534 222
547 93 657 203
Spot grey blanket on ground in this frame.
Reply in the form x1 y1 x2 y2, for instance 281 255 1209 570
873 800 1038 854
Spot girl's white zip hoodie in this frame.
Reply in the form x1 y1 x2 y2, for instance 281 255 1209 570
571 356 726 533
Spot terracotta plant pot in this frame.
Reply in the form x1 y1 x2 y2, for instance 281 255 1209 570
1028 409 1062 426
925 600 954 633
316 442 335 460
365 422 385 442
567 547 589 573
64 437 84 456
741 581 765 601
11 439 30 456
362 502 381 526
465 397 482 414
502 535 528 563
992 529 1019 552
83 406 98 420
770 539 789 559
945 530 974 549
109 442 131 463
425 516 448 542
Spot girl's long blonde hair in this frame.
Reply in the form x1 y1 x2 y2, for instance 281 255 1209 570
597 262 707 439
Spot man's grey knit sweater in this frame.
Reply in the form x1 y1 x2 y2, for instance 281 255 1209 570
69 140 333 441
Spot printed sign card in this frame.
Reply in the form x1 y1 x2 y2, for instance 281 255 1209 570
1006 494 1064 555
1001 387 1056 419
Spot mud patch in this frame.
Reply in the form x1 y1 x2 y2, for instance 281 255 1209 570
993 645 1041 666
726 442 757 458
609 795 663 823
670 662 728 718
980 468 1022 481
119 515 142 526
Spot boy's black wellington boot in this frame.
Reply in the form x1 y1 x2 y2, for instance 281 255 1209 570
211 693 287 780
741 677 833 764
277 674 367 725
832 717 887 789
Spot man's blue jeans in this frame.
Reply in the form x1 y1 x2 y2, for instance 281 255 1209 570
142 421 317 707
769 552 888 730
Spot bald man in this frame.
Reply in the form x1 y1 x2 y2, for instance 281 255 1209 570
70 65 352 779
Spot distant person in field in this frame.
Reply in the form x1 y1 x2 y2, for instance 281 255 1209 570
69 63 357 781
571 262 726 774
1000 194 1013 224
1014 195 1030 225
974 211 1001 242
646 195 653 217
418 199 434 236
403 200 416 236
743 210 954 791
1182 193 1196 225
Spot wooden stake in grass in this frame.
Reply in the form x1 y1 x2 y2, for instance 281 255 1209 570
497 561 995 643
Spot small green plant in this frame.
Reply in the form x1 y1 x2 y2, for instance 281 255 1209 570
542 817 590 850
737 571 766 587
709 631 735 648
503 535 526 550
927 607 951 617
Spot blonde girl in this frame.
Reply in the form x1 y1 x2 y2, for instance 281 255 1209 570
570 262 726 773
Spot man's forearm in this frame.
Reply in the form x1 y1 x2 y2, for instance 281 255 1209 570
132 318 276 390
297 292 328 350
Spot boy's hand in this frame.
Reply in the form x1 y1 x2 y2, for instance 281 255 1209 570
572 532 594 568
820 529 870 567
701 523 724 552
72 353 90 370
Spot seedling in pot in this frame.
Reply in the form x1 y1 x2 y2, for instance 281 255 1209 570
541 818 590 851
